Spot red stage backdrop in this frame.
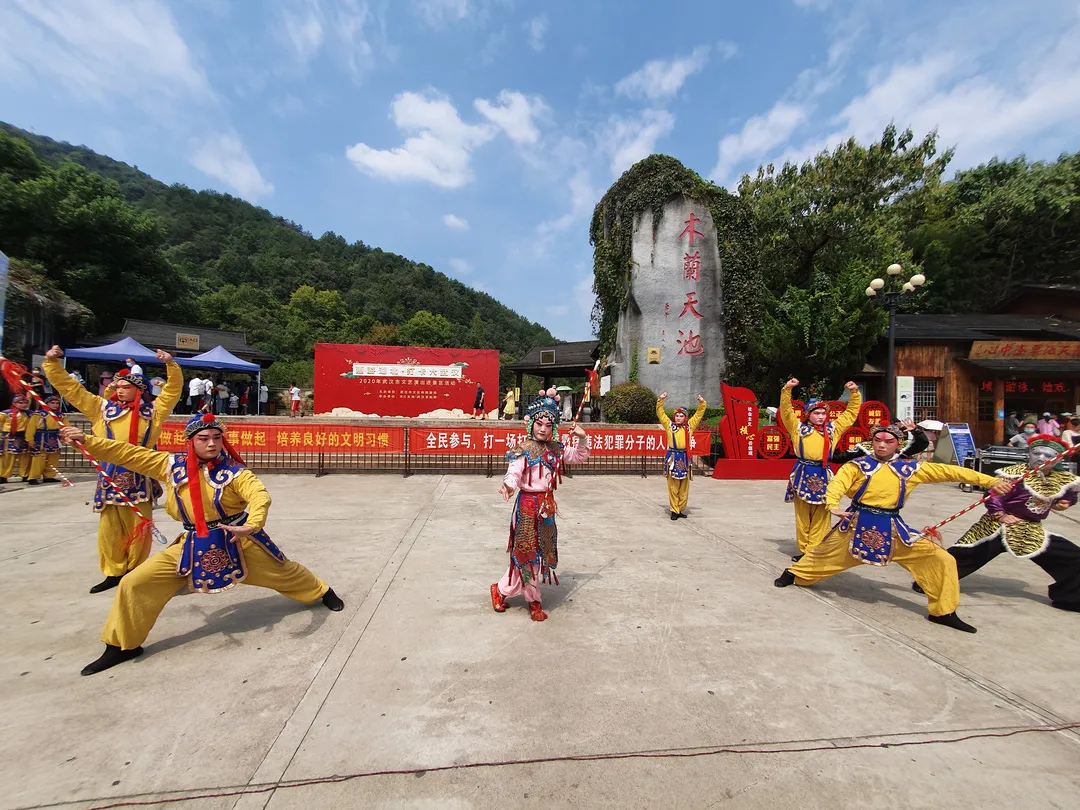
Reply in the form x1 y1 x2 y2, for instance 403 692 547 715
314 344 500 417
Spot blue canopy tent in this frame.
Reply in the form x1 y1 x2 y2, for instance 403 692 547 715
176 346 262 413
64 336 159 364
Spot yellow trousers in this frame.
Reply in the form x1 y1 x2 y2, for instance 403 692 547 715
793 498 832 554
666 476 689 513
0 452 32 479
102 537 330 650
789 529 960 616
28 452 61 480
98 503 154 578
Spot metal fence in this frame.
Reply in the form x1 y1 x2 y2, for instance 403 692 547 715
54 417 718 478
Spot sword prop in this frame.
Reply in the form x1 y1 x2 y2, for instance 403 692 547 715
910 442 1080 545
1 358 167 547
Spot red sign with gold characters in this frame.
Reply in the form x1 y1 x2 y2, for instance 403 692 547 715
410 427 711 456
858 401 890 429
157 423 407 454
841 426 870 451
314 344 499 418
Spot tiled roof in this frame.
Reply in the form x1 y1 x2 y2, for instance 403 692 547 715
81 319 275 363
894 314 1080 342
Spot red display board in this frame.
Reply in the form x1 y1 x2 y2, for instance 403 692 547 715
157 423 406 454
314 344 500 418
757 425 790 459
858 401 891 429
411 427 712 456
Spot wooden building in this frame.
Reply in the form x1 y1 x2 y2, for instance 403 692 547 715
861 313 1080 447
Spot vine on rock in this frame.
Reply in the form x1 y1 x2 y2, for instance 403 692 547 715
589 155 763 389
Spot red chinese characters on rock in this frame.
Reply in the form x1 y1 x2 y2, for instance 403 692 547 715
680 213 705 246
679 291 703 319
677 330 704 356
683 251 701 282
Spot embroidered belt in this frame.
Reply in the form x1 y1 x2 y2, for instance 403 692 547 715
850 501 900 516
182 512 246 531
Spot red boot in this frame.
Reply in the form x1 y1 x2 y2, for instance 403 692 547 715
529 601 548 622
490 583 506 613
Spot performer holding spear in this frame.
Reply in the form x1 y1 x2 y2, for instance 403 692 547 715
41 345 183 593
774 423 1013 633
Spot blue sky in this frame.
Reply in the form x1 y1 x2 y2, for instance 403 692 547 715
2 0 1079 341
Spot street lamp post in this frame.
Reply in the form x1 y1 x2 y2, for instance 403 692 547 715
865 263 925 416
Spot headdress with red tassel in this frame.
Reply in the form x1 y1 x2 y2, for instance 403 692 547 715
183 413 245 538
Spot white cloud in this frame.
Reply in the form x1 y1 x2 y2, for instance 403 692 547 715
280 1 324 63
442 213 470 230
448 258 472 274
538 170 596 236
0 0 211 109
615 45 710 101
474 90 549 145
525 15 547 52
345 91 495 188
710 102 809 186
716 40 739 61
190 134 274 201
606 109 676 176
545 305 570 317
411 0 469 26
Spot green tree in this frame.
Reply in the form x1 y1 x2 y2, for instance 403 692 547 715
398 310 454 347
739 125 952 391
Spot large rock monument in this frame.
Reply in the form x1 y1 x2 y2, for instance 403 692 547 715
608 195 725 406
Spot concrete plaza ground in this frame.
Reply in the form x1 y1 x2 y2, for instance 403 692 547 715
2 471 1079 809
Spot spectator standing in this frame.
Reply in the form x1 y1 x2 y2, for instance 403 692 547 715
1061 418 1080 446
502 387 516 420
202 378 214 413
1004 411 1021 441
216 381 230 414
125 357 143 377
290 384 302 417
259 382 269 415
1009 422 1038 447
229 391 239 415
1037 412 1061 436
98 370 114 397
187 375 203 414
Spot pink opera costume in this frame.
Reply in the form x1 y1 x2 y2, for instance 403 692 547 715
490 388 590 621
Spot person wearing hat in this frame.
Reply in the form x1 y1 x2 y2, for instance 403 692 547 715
779 378 862 561
656 391 708 519
918 434 1080 613
1037 412 1060 436
59 413 345 675
491 388 590 622
0 393 34 483
42 345 184 593
774 423 1013 632
26 393 64 484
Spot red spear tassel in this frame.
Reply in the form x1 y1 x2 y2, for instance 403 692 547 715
120 517 154 555
920 526 944 547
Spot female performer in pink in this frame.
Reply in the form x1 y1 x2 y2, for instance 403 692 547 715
490 389 590 621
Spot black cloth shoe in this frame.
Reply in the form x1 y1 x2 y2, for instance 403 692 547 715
911 581 925 595
27 479 40 486
791 553 804 562
322 588 344 611
1051 601 1080 613
927 612 977 633
0 477 7 484
774 570 796 588
677 512 688 519
80 645 143 676
670 512 679 520
89 575 123 594
42 478 60 484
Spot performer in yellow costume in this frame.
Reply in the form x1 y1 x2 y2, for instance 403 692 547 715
774 424 1011 633
42 345 183 592
656 392 707 520
779 379 862 560
61 413 345 676
26 393 64 484
0 393 34 482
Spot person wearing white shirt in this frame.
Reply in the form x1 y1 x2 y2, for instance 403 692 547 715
187 376 203 414
125 358 143 377
202 378 214 412
259 384 269 415
289 384 302 418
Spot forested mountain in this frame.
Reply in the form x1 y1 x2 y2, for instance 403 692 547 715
0 123 554 385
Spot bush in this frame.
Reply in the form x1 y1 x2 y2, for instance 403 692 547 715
604 382 658 424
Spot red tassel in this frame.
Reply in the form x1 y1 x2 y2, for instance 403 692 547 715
120 517 153 555
127 391 142 445
185 440 209 537
921 526 944 546
551 570 559 586
0 358 29 394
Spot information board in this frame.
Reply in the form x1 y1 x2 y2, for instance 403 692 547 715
933 422 976 465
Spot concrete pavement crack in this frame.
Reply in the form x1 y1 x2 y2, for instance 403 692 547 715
229 475 451 810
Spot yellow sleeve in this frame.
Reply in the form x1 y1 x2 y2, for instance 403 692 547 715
834 388 862 432
778 387 799 437
655 398 672 429
230 470 271 530
688 399 708 431
42 358 103 420
912 462 999 490
24 413 41 443
152 361 184 428
81 435 171 480
825 462 862 508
